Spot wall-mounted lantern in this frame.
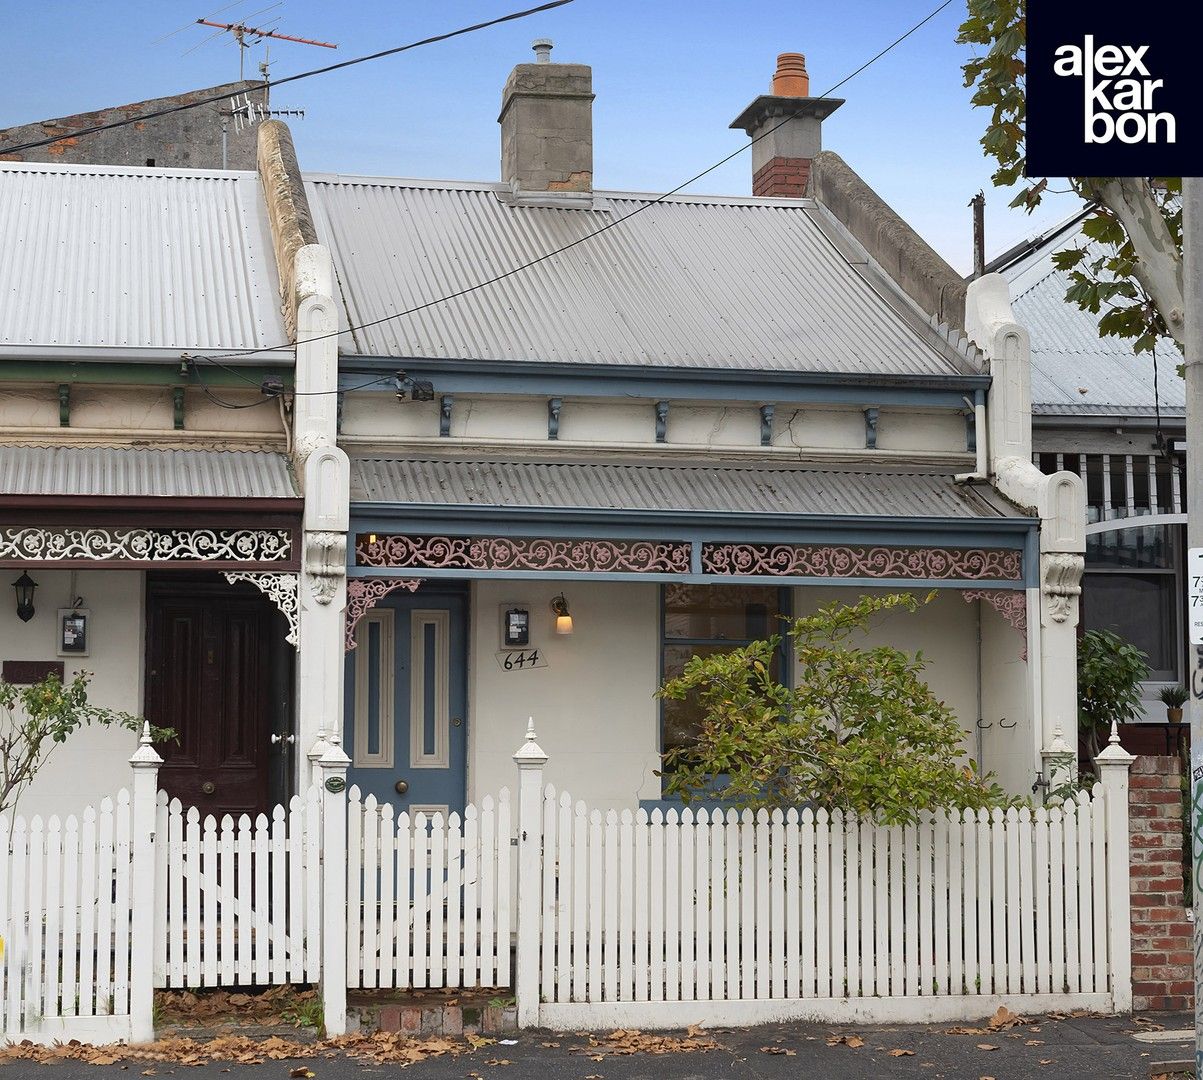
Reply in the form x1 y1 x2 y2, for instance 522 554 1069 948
550 593 573 635
12 572 37 623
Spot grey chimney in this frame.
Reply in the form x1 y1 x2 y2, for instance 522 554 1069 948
498 40 594 196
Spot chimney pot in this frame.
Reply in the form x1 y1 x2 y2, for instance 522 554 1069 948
772 52 809 97
532 38 553 63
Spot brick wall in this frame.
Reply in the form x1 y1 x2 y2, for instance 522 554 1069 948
1129 754 1193 1011
752 156 811 199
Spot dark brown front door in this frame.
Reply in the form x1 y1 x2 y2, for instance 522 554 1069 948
146 577 274 816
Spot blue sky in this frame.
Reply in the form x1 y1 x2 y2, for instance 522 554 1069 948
3 0 1080 274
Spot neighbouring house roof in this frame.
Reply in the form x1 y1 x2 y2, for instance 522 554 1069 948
0 446 298 499
304 174 981 379
997 217 1184 419
0 160 286 359
348 458 1027 521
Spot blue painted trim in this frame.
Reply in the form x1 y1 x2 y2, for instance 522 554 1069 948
338 357 991 408
349 502 1036 536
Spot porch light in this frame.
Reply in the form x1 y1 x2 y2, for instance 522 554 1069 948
12 572 38 623
550 593 573 635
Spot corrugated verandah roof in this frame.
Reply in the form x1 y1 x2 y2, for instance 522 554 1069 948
305 175 981 378
349 458 1028 521
0 446 298 499
0 161 286 356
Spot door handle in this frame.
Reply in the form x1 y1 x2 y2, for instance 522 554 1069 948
395 779 409 796
271 732 295 746
201 781 216 795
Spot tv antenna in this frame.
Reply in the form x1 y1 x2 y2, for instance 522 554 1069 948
192 4 337 80
219 90 306 167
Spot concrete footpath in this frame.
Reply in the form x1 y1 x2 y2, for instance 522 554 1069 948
0 1013 1194 1079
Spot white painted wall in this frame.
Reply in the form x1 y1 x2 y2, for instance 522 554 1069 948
789 586 979 764
468 580 662 811
0 570 144 822
467 581 995 811
978 599 1034 796
340 395 972 456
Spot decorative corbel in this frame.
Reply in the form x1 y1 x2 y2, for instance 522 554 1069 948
655 400 669 444
223 571 300 646
759 404 775 447
58 384 70 427
864 407 879 450
306 532 347 605
1040 551 1084 623
547 397 562 441
440 395 454 437
173 387 186 431
345 578 422 650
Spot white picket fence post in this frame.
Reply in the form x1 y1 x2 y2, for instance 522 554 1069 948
1095 720 1135 1012
513 718 548 1028
317 739 351 1035
127 724 162 1043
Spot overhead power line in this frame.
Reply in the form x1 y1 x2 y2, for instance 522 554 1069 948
0 0 574 156
190 0 958 381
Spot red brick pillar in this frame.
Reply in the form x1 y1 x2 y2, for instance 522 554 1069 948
1129 754 1193 1010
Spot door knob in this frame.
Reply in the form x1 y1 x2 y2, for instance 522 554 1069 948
201 781 216 795
394 779 409 796
270 732 295 746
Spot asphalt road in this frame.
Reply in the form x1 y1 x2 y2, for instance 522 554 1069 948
0 1015 1194 1080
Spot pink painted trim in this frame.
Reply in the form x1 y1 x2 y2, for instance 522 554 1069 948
345 577 422 651
963 588 1028 661
701 543 1023 581
359 535 692 574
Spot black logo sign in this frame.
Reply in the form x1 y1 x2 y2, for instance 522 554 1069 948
1026 3 1202 177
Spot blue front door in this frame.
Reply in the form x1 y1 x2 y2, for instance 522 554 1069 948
344 587 468 814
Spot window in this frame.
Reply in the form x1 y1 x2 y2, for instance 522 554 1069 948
659 584 788 761
1083 525 1182 684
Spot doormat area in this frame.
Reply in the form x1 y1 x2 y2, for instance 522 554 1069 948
348 987 517 1036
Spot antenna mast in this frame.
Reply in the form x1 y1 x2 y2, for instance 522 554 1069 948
194 13 337 80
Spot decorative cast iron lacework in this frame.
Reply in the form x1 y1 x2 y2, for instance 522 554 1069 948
701 543 1023 581
345 578 422 651
0 527 291 563
358 535 692 574
963 589 1028 660
222 572 300 646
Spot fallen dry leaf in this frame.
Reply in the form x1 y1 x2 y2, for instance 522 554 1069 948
826 1034 865 1049
1025 1039 1044 1046
976 1044 999 1051
1040 1060 1054 1066
945 1026 987 1035
483 1058 511 1066
759 1047 797 1056
987 1005 1028 1030
570 1029 716 1058
289 1069 315 1079
887 1049 915 1057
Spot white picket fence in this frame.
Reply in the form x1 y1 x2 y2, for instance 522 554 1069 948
346 789 512 990
0 796 136 1043
0 724 1135 1043
529 786 1128 1028
153 791 323 989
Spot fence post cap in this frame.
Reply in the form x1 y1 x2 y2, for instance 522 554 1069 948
318 742 352 769
307 732 333 760
128 720 163 768
513 716 548 767
1095 719 1136 767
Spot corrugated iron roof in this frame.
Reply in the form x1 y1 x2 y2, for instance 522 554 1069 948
0 161 287 356
305 175 976 378
349 458 1025 520
0 446 297 499
1000 221 1185 416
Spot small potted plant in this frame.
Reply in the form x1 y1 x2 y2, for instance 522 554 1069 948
1159 684 1188 723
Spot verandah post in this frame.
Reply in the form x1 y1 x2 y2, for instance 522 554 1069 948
128 722 163 1043
513 718 548 1028
1095 719 1135 1013
316 739 351 1035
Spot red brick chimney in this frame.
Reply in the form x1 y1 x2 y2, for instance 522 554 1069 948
730 53 843 198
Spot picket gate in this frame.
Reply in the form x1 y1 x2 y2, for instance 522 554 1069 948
152 790 323 989
345 788 512 990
